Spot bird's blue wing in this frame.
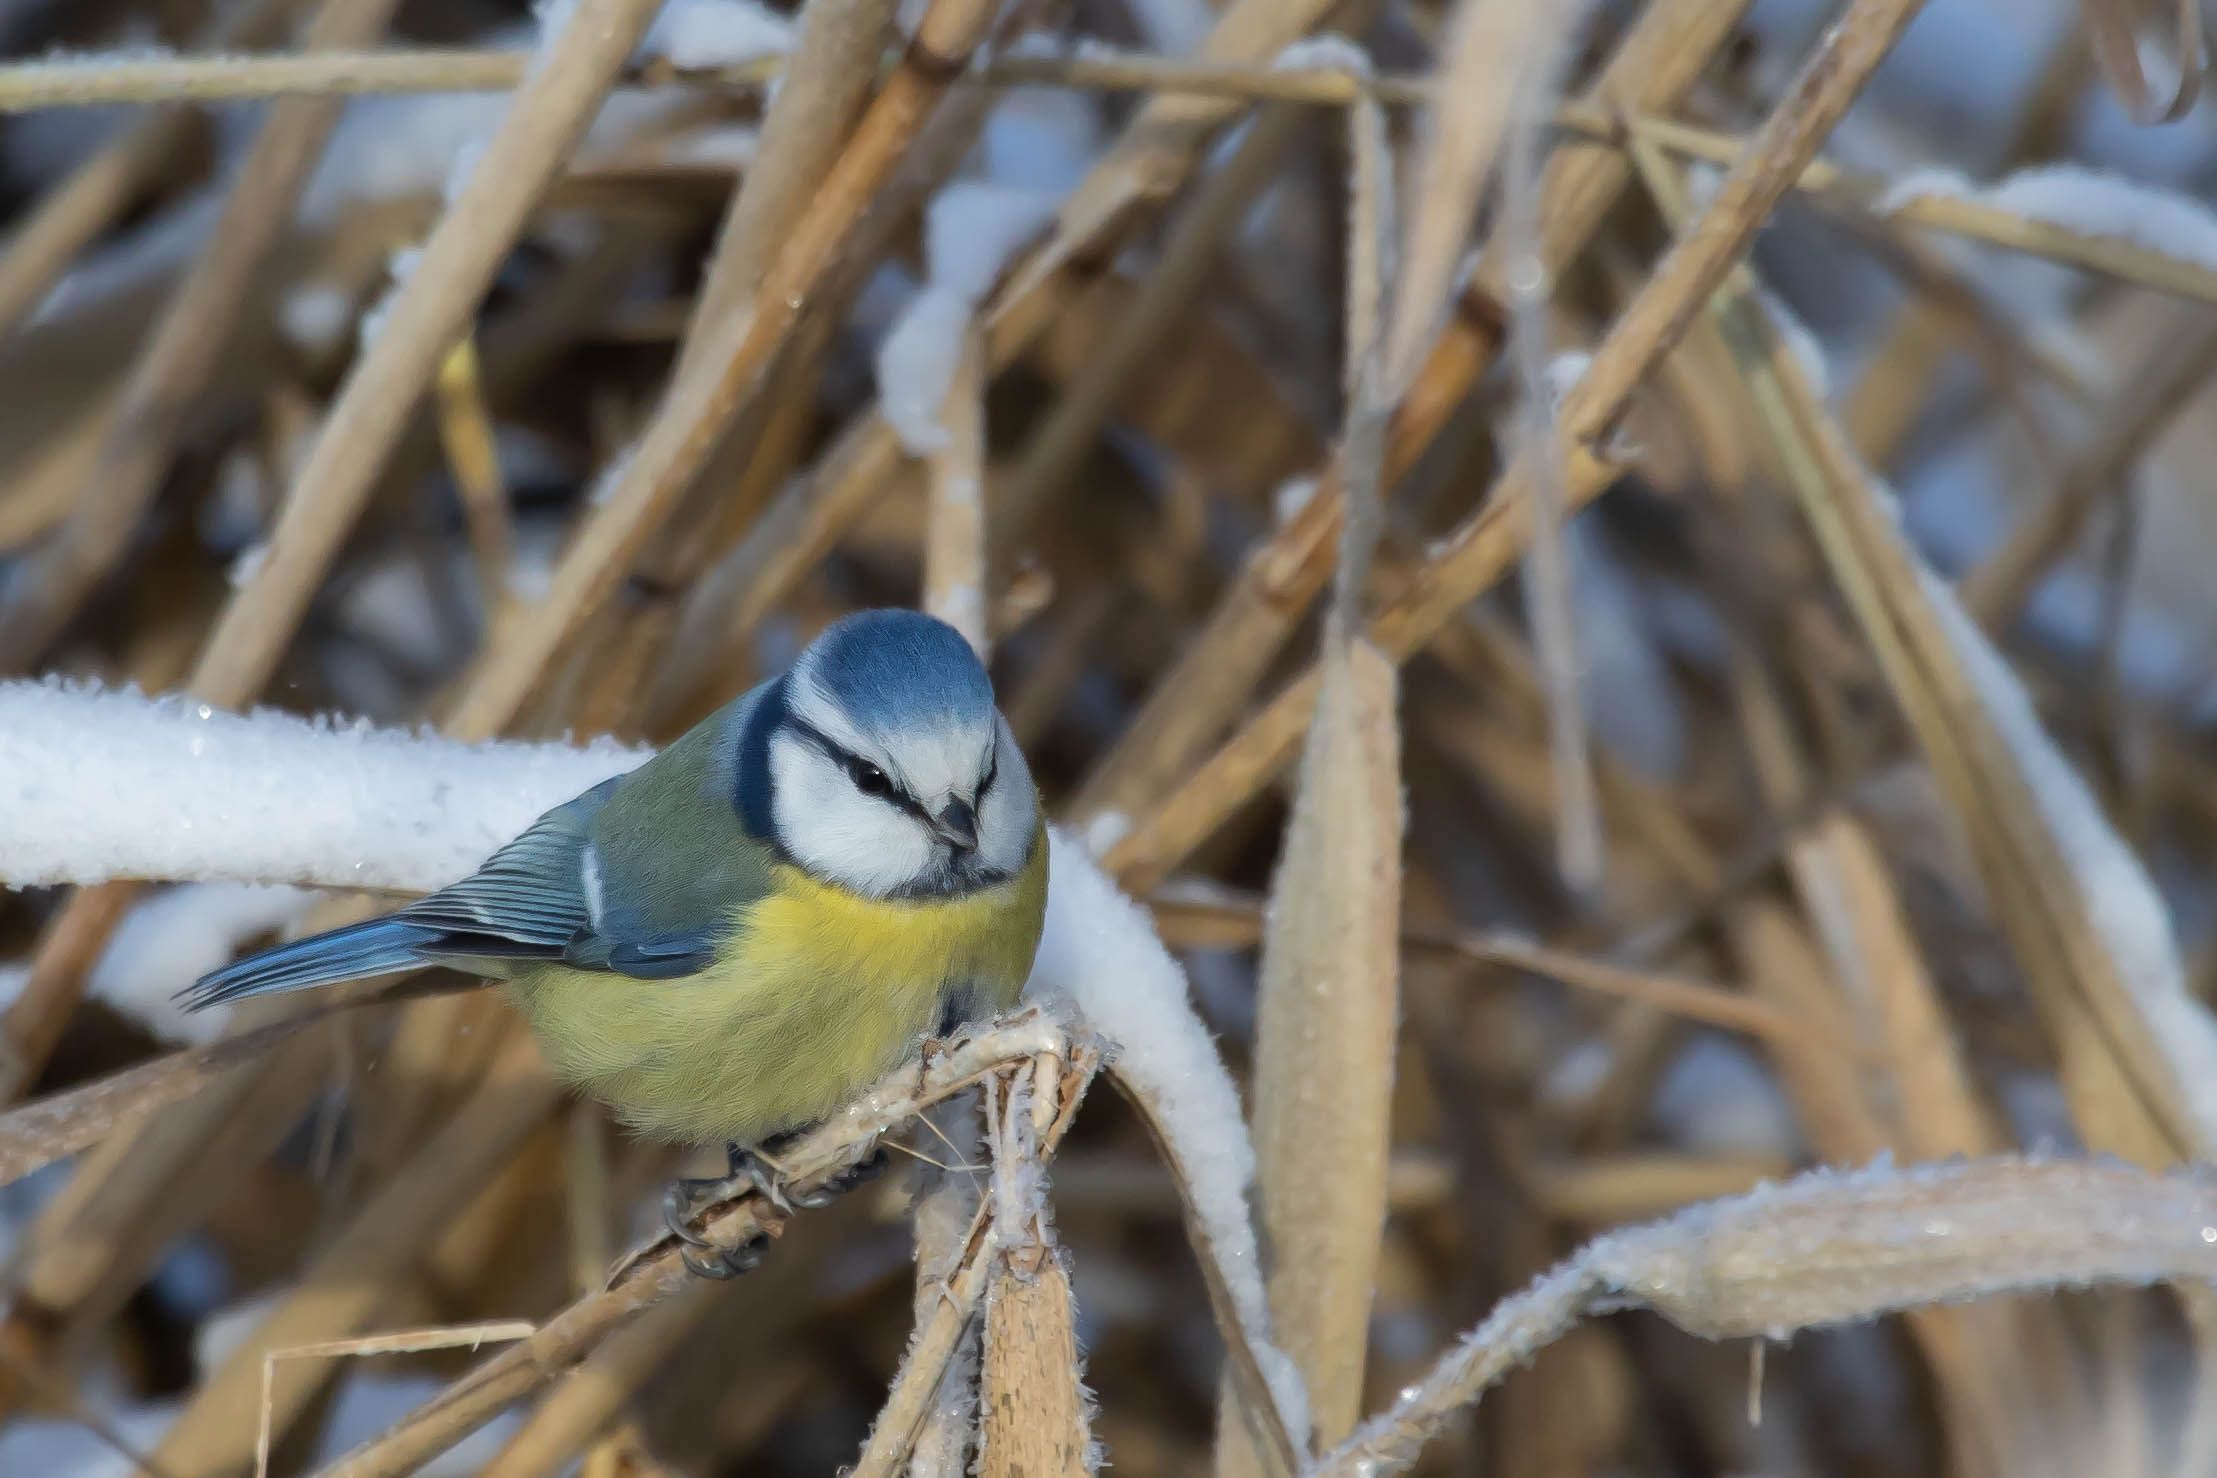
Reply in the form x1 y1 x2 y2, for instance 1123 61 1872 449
180 776 714 1009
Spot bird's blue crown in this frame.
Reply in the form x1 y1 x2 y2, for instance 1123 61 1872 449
805 609 994 736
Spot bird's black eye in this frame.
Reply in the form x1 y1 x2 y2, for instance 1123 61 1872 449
848 760 893 797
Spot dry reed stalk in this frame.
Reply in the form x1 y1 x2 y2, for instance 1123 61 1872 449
0 982 436 1186
4 8 713 1249
257 1321 539 1478
443 0 1010 742
0 0 304 345
1318 1156 2217 1476
853 1200 999 1478
1217 72 1402 1471
678 0 900 377
2078 0 2205 123
1627 161 2092 1456
1068 0 1749 826
1378 0 1559 399
474 1286 723 1478
195 0 668 706
908 319 995 1474
596 0 908 740
1525 1154 1788 1225
0 881 137 1103
310 1015 1084 1476
146 1028 559 1472
1701 217 2213 1166
1837 21 2082 469
644 0 1364 728
0 0 409 672
1104 0 1931 891
1150 883 1816 1046
976 1058 1090 1478
1660 146 2217 1459
989 96 1317 563
12 48 2217 307
1220 640 1402 1470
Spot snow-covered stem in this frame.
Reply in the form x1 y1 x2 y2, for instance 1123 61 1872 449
0 679 647 893
1316 1157 2217 1477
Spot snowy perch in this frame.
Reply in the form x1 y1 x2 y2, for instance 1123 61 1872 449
0 680 649 893
0 677 1309 1454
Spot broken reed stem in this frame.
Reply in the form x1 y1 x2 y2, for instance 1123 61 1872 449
434 336 518 615
258 1321 538 1478
312 1015 1084 1477
976 1057 1090 1478
854 1202 999 1478
1104 0 1931 891
1316 1157 2217 1477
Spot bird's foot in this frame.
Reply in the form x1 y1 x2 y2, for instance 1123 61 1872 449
660 1141 893 1278
660 1141 781 1267
680 1232 770 1280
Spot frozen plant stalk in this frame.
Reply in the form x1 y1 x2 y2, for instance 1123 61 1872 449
1322 1156 2217 1476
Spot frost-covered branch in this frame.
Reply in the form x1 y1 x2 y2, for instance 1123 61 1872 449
1317 1156 2217 1477
0 679 647 893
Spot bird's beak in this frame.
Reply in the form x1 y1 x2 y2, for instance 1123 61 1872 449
932 798 979 853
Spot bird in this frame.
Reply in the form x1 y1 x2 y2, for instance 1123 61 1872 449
180 608 1048 1274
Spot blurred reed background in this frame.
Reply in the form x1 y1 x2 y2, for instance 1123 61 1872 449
6 0 2217 1473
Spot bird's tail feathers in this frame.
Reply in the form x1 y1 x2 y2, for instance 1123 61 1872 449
177 916 444 1011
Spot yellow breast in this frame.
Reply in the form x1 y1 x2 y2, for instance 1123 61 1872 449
507 834 1047 1146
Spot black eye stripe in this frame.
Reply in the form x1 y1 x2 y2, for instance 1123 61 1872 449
785 716 932 820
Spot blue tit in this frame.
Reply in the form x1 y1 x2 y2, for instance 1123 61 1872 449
182 609 1048 1162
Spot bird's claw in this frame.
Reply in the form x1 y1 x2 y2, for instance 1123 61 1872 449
680 1232 769 1280
660 1142 891 1278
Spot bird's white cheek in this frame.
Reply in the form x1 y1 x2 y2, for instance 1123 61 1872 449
975 726 1036 876
769 741 932 897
